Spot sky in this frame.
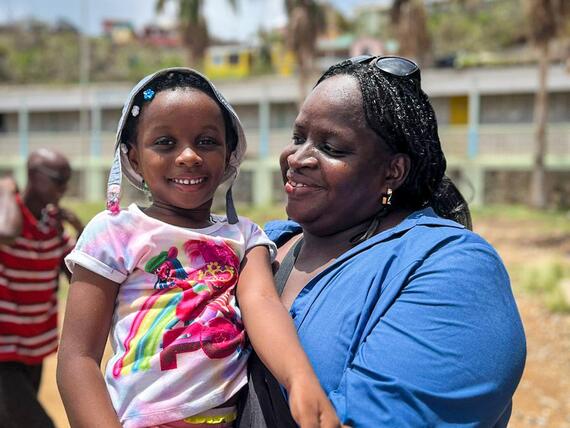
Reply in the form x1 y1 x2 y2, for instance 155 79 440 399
0 0 387 41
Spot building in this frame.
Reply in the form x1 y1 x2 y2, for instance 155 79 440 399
205 45 254 80
1 64 569 207
102 20 136 45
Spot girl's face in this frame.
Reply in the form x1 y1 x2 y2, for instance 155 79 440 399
128 88 228 223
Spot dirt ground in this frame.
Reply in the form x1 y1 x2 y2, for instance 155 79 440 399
38 217 570 428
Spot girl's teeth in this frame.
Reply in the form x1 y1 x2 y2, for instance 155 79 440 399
290 181 306 188
173 178 204 185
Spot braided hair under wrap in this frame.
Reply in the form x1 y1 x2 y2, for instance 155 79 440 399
317 59 472 230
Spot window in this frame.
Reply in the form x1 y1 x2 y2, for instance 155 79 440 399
228 53 240 65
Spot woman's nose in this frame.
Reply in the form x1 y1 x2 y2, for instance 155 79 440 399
287 144 317 169
176 147 202 167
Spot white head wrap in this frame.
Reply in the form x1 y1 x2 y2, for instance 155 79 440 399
107 68 246 223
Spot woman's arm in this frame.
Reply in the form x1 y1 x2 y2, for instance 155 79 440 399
237 245 340 428
327 240 526 427
57 265 122 428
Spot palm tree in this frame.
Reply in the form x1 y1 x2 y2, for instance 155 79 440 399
285 0 325 105
525 0 569 208
390 0 431 66
156 0 237 67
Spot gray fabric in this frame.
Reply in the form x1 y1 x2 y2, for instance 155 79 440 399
237 370 269 428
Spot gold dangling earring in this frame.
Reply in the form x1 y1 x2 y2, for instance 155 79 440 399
381 188 393 206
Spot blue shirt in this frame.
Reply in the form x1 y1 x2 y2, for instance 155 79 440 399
265 208 526 427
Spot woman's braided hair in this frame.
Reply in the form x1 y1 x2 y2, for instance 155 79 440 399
121 71 238 153
317 59 472 229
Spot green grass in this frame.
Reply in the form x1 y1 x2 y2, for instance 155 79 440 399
61 199 106 225
471 204 570 233
473 205 570 313
513 260 570 313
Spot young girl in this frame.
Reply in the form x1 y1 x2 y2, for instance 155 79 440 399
57 69 339 428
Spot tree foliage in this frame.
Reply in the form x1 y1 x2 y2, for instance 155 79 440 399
285 0 326 104
391 0 431 65
429 0 527 59
156 0 237 67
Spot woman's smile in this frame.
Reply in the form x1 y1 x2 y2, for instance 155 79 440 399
284 171 322 196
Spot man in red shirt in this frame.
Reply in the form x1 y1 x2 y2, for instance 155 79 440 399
0 149 83 427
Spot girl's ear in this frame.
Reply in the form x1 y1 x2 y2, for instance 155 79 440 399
127 144 141 176
385 153 410 191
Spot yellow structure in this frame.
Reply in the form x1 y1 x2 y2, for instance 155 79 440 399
270 44 296 77
205 46 252 79
450 95 469 125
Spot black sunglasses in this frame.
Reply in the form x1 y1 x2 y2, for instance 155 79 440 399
348 55 421 81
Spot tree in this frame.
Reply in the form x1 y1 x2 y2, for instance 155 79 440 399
390 0 432 66
285 0 325 105
156 0 237 67
525 0 569 208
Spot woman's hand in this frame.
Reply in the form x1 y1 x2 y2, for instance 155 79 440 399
288 377 340 428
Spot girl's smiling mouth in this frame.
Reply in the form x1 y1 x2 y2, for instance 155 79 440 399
169 177 206 185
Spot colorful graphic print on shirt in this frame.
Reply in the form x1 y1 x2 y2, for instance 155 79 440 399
112 238 244 378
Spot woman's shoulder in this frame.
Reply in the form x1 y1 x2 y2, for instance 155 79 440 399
263 219 302 246
373 208 502 263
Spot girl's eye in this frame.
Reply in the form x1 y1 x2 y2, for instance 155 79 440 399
197 137 218 146
154 137 174 146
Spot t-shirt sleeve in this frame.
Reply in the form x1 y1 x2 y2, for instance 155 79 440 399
64 211 130 283
241 217 277 262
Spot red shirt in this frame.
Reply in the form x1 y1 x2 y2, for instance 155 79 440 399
0 194 71 364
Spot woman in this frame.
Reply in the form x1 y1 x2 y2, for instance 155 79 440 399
239 56 526 427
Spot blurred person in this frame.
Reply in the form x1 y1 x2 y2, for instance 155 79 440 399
239 56 526 427
0 148 83 428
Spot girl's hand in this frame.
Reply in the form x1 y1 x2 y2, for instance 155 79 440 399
288 377 340 428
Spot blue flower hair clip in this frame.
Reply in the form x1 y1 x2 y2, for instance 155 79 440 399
143 88 155 101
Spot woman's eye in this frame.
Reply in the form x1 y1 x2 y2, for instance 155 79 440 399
292 135 305 145
321 143 344 156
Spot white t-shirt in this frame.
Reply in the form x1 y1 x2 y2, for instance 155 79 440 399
65 204 277 428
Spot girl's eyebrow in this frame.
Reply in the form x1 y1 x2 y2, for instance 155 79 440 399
199 124 224 133
147 123 223 134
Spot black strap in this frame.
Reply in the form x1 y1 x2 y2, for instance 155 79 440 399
274 237 303 296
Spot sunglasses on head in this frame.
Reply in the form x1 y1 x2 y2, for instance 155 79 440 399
348 55 421 81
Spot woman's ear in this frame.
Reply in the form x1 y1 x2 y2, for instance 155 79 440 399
385 153 410 191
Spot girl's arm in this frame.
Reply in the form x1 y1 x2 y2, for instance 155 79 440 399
57 265 122 428
236 245 340 428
